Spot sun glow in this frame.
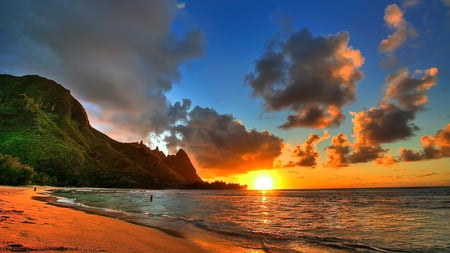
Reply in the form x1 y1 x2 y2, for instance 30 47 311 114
253 175 274 190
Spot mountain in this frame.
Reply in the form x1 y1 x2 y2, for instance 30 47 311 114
0 74 202 188
164 149 202 184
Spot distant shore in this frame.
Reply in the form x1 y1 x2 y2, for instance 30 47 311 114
0 186 209 252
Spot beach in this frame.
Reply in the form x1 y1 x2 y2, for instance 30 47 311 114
47 187 450 252
0 186 208 253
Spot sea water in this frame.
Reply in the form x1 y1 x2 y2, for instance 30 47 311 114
51 187 450 252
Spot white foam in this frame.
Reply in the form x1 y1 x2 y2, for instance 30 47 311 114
55 197 77 205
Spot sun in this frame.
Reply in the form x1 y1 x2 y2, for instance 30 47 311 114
253 175 274 190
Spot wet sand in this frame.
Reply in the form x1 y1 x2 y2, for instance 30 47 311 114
0 186 208 252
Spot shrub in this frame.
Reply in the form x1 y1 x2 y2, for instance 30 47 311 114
0 154 34 185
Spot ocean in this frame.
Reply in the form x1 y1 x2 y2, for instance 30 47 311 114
50 187 450 252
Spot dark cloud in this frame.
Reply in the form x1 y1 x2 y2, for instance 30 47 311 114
167 99 192 125
246 28 364 129
279 105 345 129
383 68 438 111
0 0 203 140
348 145 385 164
165 106 284 175
326 138 386 167
351 104 418 146
285 131 329 167
400 123 450 161
352 68 438 147
399 148 423 161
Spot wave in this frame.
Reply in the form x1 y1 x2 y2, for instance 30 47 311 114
182 217 408 253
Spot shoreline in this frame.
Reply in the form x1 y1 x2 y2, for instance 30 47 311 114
31 192 188 239
0 186 266 253
0 186 209 252
43 187 267 252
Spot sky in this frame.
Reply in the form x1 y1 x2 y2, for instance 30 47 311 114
1 0 449 189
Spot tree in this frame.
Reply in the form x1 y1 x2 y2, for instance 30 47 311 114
0 154 34 185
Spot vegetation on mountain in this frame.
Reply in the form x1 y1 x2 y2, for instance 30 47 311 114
0 74 199 188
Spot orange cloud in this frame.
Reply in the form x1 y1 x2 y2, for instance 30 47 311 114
375 155 399 167
326 133 352 168
284 131 329 167
435 123 450 148
379 4 417 53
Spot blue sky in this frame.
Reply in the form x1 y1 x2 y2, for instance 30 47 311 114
170 0 449 133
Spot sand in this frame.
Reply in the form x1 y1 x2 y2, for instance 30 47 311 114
0 186 208 253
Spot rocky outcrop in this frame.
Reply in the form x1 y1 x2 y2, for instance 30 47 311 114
164 149 202 184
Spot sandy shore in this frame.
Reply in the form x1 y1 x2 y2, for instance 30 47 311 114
0 186 208 252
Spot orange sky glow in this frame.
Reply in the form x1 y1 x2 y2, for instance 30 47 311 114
199 157 450 189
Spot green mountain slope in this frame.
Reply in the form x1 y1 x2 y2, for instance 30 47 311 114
0 74 201 188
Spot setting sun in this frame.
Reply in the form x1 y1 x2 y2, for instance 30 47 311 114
253 175 274 190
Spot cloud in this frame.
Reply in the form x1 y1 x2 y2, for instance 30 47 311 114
400 123 450 161
325 134 386 167
435 124 450 149
442 0 450 7
348 145 386 164
379 4 417 53
326 133 352 168
285 131 329 167
352 68 438 147
351 105 418 146
402 0 420 8
375 155 399 167
415 172 438 178
0 0 203 141
325 67 438 167
246 28 364 129
383 68 438 111
165 106 284 176
167 99 192 125
399 148 423 161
